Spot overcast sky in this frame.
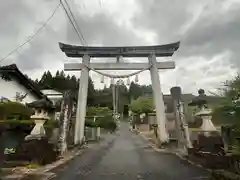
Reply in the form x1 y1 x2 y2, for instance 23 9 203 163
1 0 240 94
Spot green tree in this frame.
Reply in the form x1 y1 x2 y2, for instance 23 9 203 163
212 74 240 125
87 77 95 106
129 96 155 115
129 82 142 101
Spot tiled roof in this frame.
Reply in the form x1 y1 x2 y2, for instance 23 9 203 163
0 64 51 102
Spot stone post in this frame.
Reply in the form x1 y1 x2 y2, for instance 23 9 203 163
170 87 184 149
171 87 192 151
149 53 169 143
59 91 74 154
75 55 90 145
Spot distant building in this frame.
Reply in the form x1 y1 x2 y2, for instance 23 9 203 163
0 64 50 104
41 89 63 105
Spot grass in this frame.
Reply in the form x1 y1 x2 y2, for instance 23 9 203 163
0 120 34 124
25 163 41 169
0 119 58 128
189 126 221 132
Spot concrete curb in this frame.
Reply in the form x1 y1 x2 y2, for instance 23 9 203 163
137 131 211 172
39 146 87 174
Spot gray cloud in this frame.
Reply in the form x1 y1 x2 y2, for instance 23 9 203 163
0 0 34 35
1 0 239 93
0 0 63 70
64 5 146 46
1 0 146 71
132 0 196 43
182 7 240 65
133 0 240 66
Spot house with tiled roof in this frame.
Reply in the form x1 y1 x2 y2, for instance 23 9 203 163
0 64 51 104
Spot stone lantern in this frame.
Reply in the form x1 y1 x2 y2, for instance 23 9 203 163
25 98 55 140
189 89 217 136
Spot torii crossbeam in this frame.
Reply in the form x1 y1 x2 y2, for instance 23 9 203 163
59 41 180 145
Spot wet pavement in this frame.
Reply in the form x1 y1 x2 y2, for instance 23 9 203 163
49 123 210 180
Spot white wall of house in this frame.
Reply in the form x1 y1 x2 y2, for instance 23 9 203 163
0 78 38 104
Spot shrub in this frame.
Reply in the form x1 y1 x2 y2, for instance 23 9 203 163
87 107 112 116
6 138 59 165
0 102 32 120
0 119 59 134
85 107 116 131
129 96 155 115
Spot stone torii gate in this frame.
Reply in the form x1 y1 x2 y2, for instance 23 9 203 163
59 41 180 145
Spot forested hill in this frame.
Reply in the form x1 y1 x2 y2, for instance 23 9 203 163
25 70 153 112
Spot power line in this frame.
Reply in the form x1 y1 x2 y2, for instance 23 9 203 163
63 0 87 45
0 3 61 64
60 0 87 45
60 0 85 44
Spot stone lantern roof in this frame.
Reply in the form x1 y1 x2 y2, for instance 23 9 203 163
188 89 208 108
26 98 55 111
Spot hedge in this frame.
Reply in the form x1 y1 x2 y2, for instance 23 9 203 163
0 119 59 132
129 97 154 115
85 116 117 131
0 101 32 120
87 107 112 116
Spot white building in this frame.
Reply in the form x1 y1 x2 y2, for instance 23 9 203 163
41 89 63 105
0 64 50 104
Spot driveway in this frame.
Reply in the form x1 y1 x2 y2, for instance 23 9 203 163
50 123 210 179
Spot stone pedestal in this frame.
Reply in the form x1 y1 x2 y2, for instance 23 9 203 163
195 107 217 136
24 106 50 141
25 119 47 140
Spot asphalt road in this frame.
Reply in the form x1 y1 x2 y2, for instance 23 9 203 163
50 123 210 180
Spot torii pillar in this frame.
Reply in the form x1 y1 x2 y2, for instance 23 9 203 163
59 41 180 144
149 53 169 142
75 55 90 144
